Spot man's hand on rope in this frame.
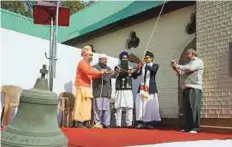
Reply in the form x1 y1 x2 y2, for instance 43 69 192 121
129 62 143 74
100 69 108 74
171 60 178 69
136 62 143 69
170 60 181 76
105 70 115 74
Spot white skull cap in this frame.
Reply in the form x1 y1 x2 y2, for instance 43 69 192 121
99 54 107 59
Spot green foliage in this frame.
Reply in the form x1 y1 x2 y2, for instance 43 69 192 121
61 0 85 14
1 0 96 17
81 0 95 7
1 1 27 16
23 1 35 17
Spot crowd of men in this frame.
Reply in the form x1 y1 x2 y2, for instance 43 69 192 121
72 46 204 133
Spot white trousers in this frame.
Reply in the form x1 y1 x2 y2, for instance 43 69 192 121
136 93 161 122
116 108 133 127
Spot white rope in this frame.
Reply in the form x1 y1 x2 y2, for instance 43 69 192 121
141 0 167 61
92 1 167 128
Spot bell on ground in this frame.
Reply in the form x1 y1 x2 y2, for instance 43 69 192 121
1 65 68 147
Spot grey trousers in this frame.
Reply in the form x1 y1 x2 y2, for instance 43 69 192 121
93 98 111 126
183 88 202 132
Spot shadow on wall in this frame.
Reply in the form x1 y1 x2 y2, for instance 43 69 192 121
64 81 73 93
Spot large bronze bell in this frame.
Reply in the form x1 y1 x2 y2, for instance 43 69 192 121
1 65 68 147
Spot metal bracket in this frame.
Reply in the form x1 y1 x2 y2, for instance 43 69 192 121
45 52 57 60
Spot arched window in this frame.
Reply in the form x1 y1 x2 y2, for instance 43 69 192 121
126 31 140 49
186 13 196 35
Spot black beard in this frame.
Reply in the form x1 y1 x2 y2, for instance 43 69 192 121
120 60 128 70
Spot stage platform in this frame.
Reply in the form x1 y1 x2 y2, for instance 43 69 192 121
61 128 232 147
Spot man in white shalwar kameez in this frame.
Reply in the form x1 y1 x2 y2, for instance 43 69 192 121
135 51 161 129
114 51 142 128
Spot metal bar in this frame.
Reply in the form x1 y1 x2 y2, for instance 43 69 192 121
49 1 60 91
49 18 54 91
53 1 60 79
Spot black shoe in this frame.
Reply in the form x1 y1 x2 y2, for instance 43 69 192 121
74 121 79 128
127 126 134 129
146 124 155 130
103 125 110 128
115 126 121 128
83 121 91 128
145 122 155 130
135 123 144 129
76 122 86 128
72 121 77 128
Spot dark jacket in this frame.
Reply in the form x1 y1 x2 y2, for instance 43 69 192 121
138 63 159 94
92 63 116 98
116 66 142 90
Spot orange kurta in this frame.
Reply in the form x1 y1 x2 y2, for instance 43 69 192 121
73 59 102 122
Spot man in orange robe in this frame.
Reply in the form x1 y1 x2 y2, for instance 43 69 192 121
73 46 106 128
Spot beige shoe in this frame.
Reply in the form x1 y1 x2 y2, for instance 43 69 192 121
93 124 103 129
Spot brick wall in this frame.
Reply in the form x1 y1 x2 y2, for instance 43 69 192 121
197 1 232 119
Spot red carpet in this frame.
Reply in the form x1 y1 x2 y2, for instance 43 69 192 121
61 128 232 147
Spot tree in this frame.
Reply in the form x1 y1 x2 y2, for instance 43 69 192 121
1 1 27 16
82 0 95 7
1 0 95 17
60 0 85 15
22 1 35 17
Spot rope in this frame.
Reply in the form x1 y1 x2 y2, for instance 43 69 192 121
91 1 167 128
140 0 167 61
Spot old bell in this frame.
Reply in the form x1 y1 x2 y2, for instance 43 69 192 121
1 65 68 147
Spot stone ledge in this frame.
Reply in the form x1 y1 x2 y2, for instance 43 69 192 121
201 125 232 134
160 118 232 134
201 118 232 127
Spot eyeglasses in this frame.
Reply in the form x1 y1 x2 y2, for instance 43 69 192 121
144 56 150 60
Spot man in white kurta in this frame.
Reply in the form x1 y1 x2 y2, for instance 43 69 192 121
114 51 142 128
135 51 161 129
